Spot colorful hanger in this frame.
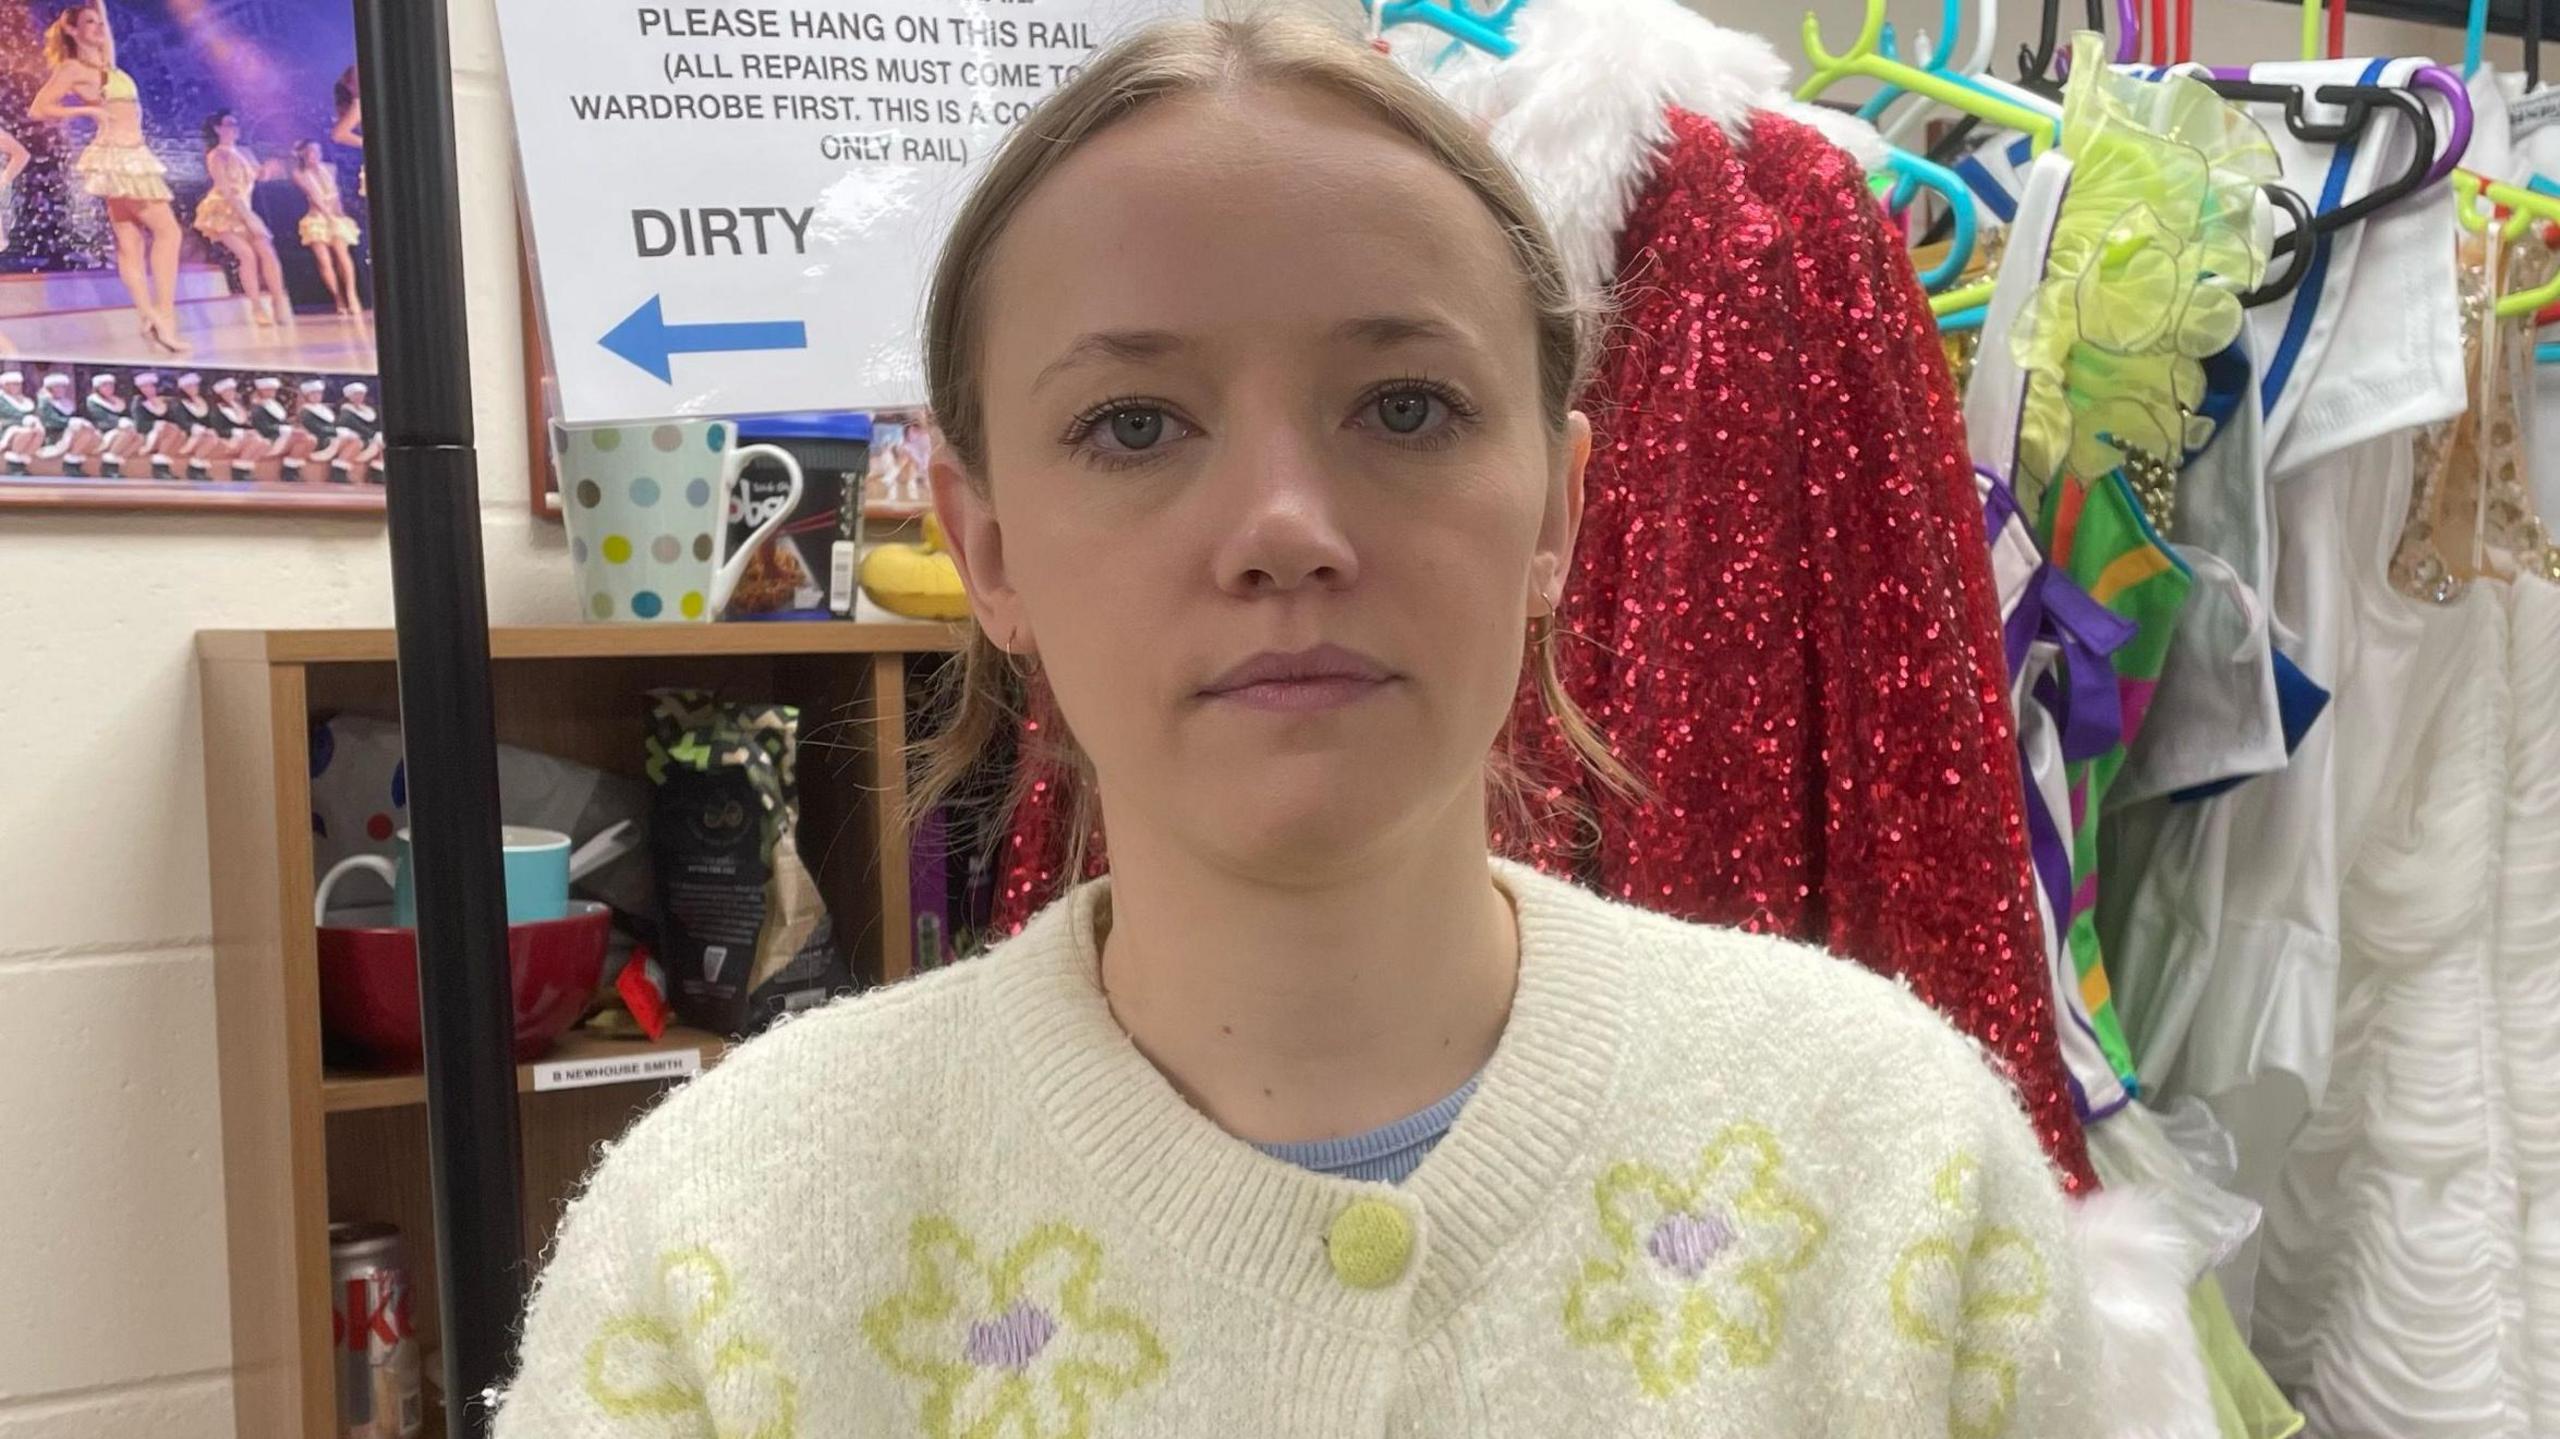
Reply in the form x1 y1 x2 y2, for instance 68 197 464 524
2300 0 2337 62
1932 276 1995 317
1878 147 1980 289
2201 60 2471 185
2454 0 2547 86
1801 0 2063 146
2455 169 2560 316
1862 0 2009 147
1367 0 1530 60
1860 11 1964 131
2199 73 2453 242
2458 0 2550 88
2148 0 2200 65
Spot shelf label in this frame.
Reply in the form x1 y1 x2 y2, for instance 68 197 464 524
532 1048 705 1093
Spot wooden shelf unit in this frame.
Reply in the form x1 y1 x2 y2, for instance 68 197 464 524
199 621 960 1439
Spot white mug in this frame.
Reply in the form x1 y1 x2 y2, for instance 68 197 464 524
557 418 805 621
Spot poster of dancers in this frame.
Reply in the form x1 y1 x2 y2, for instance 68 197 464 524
0 0 382 511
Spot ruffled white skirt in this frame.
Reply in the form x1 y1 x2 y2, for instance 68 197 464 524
2252 572 2560 1437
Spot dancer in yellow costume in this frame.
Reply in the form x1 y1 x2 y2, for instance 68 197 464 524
31 1 188 354
194 110 286 326
291 138 362 316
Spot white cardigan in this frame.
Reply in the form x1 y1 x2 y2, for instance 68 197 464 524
491 860 2097 1437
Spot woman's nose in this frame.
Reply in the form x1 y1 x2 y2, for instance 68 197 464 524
1208 425 1360 596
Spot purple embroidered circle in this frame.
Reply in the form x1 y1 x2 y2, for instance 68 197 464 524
964 1300 1058 1371
1646 1210 1737 1280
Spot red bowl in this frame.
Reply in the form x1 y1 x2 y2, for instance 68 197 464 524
317 901 611 1067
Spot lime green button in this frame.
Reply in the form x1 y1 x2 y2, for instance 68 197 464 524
1327 1198 1414 1289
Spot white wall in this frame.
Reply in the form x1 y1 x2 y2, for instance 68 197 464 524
0 0 573 1430
0 0 2502 1433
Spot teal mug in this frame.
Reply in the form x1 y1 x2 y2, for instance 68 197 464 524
556 418 805 622
313 825 573 927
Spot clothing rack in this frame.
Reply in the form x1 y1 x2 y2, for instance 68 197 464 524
352 1 526 1434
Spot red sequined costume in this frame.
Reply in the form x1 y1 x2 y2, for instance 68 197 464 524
985 1 2092 1191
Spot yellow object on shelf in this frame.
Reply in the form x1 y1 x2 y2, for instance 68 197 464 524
861 512 970 621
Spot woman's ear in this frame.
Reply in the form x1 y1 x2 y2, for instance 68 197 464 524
930 453 1034 655
1530 410 1591 617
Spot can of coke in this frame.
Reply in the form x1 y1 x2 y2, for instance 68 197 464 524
329 1220 423 1438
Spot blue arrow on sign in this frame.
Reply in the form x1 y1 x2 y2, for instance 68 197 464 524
599 294 808 383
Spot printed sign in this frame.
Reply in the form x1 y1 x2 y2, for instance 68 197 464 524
494 0 1191 424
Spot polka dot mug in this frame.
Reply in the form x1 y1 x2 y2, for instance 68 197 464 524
557 418 805 622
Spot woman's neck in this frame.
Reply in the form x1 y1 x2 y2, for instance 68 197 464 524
1093 792 1518 1147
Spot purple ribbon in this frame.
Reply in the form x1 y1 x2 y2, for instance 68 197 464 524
2031 572 2138 763
1982 472 2136 764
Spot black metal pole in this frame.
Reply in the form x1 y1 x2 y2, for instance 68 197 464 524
353 3 526 1436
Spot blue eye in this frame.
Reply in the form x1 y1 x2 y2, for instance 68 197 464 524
1375 391 1435 435
1108 408 1166 450
1354 379 1478 447
1065 400 1196 469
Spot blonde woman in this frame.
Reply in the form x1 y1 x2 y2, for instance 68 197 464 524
30 1 186 353
290 139 360 317
490 17 2112 1436
193 110 284 326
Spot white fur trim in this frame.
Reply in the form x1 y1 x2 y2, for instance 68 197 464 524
1780 99 1891 171
1385 0 1883 294
2070 1186 2222 1439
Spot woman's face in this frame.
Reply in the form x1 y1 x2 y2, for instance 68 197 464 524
72 9 104 48
939 84 1588 877
216 115 238 144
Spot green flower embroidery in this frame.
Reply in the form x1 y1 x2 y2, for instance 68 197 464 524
583 1246 799 1438
862 1216 1168 1438
1562 1122 1828 1397
1889 1156 2050 1439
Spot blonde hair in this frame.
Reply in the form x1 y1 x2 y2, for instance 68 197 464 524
43 3 105 69
907 12 1641 895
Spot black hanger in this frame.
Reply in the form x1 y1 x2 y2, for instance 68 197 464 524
2197 79 2439 255
1925 112 1987 168
2237 182 2316 306
2016 0 2111 93
2531 0 2546 92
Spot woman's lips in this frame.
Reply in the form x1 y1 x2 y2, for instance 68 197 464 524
1207 674 1392 712
1201 644 1396 712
